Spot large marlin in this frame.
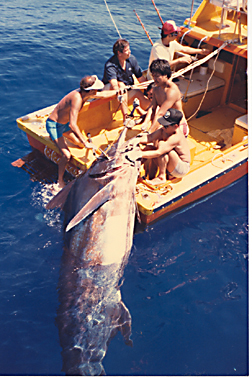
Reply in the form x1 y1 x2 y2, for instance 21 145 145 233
46 126 142 375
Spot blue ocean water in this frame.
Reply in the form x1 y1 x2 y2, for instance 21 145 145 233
0 0 248 375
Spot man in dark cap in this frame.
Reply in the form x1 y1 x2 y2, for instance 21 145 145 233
129 108 191 185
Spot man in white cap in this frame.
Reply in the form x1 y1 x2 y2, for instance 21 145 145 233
147 20 210 79
46 75 116 191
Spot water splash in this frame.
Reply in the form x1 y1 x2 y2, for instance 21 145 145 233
31 184 62 229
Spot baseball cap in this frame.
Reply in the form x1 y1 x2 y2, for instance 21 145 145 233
161 20 181 35
158 108 183 126
82 75 104 91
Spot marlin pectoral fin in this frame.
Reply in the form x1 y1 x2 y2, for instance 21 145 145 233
46 179 76 210
65 182 114 232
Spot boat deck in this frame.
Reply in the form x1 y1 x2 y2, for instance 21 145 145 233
16 101 246 177
135 103 247 221
184 0 247 52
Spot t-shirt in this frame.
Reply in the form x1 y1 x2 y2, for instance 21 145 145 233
147 39 184 79
102 54 143 85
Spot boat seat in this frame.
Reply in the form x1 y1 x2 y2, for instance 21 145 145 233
176 72 225 99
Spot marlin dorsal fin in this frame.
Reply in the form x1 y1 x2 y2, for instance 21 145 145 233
65 181 114 232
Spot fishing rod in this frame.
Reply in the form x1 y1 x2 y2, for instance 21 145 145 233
187 0 195 29
151 0 164 25
133 10 154 45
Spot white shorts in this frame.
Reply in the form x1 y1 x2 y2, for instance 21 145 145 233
170 160 190 178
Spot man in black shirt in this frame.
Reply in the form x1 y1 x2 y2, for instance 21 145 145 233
102 39 150 125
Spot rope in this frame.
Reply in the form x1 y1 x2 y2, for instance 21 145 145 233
211 152 234 168
182 36 208 100
171 41 229 79
186 49 221 121
104 0 122 39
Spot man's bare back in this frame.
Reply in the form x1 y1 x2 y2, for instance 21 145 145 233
49 89 83 124
46 75 106 191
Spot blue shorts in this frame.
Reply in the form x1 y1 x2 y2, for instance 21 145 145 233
46 118 71 141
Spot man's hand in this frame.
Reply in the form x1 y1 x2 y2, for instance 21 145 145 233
200 48 211 55
117 88 127 103
179 54 194 64
125 148 142 164
83 140 92 148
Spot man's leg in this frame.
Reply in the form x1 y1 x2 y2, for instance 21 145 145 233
166 149 180 173
55 137 71 189
148 153 168 184
128 89 151 111
103 82 129 123
117 82 129 123
141 145 158 179
148 149 181 185
63 130 85 148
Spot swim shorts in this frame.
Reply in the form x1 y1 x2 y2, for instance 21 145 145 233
170 160 190 178
180 121 189 138
46 118 71 141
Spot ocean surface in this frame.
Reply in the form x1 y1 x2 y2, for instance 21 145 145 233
0 0 248 375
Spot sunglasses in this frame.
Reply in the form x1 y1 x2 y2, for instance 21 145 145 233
170 32 178 37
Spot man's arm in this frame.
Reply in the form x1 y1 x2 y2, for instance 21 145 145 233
181 46 210 56
149 89 177 133
140 105 153 131
170 41 210 66
141 134 177 159
95 89 117 99
68 94 89 147
137 75 147 83
109 78 120 91
172 47 210 66
131 127 162 147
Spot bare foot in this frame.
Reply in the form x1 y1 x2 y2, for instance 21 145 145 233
51 182 65 195
146 176 166 186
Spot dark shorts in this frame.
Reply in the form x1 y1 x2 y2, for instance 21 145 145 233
46 118 71 141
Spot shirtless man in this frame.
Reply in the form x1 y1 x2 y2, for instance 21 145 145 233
142 59 189 137
46 75 116 191
130 108 191 185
